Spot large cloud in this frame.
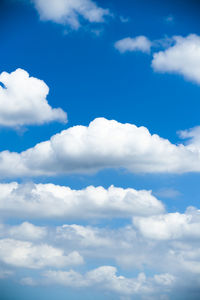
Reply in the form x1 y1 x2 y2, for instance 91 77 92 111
152 34 200 84
32 0 110 29
0 69 67 127
0 118 200 177
0 182 164 220
0 214 199 298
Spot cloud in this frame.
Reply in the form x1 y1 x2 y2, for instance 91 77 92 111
115 36 152 53
42 266 174 297
53 208 200 276
0 216 199 298
7 222 47 241
0 182 164 220
0 238 83 269
1 118 200 177
0 68 67 127
133 207 200 240
32 0 110 30
152 34 200 84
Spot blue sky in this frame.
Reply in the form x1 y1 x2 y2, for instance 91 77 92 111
1 0 200 299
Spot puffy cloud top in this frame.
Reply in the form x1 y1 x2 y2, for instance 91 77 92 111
0 69 67 127
0 118 200 177
152 34 200 84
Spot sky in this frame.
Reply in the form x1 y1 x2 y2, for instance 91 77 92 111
1 0 200 299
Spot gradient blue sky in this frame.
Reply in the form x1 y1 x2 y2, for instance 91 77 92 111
1 0 200 299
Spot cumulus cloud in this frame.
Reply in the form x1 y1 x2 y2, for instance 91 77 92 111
0 182 164 220
53 209 200 276
133 208 200 240
115 36 152 53
0 216 199 298
0 238 83 269
0 68 67 127
32 0 110 29
152 34 200 84
1 118 200 177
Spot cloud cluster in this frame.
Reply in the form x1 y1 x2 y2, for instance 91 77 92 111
42 266 174 297
116 33 200 85
0 69 67 127
32 0 110 29
0 182 164 220
0 118 200 177
115 36 152 53
0 205 199 298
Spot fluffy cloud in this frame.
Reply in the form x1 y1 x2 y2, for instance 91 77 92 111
53 209 200 275
0 182 164 220
0 118 200 177
133 207 200 240
115 36 152 53
0 238 83 269
152 34 200 84
6 222 47 241
0 69 67 127
32 0 110 29
0 216 199 298
42 266 174 297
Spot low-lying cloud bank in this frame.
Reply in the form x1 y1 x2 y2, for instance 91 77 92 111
0 207 199 298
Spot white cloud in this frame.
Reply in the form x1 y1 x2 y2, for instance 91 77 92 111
154 273 175 286
0 182 164 220
32 0 110 29
115 36 152 53
8 222 47 241
133 208 200 240
56 224 115 248
0 238 83 269
0 216 199 298
43 266 174 297
152 34 200 84
1 118 200 177
0 68 67 127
